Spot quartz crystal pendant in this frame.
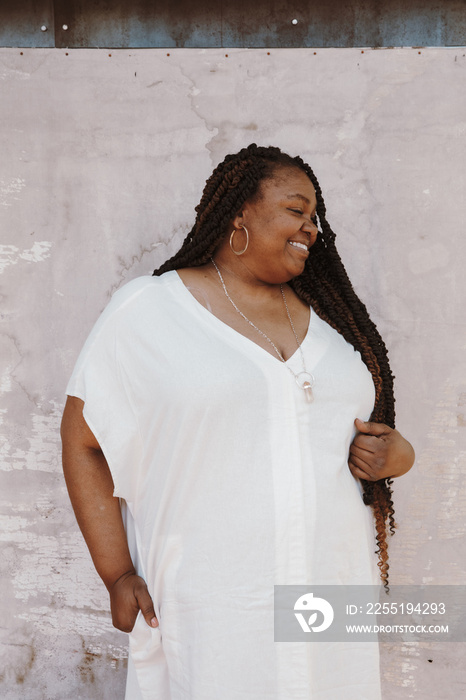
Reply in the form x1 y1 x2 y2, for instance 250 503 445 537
295 372 315 403
302 381 314 403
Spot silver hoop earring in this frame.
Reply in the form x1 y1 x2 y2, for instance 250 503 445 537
230 225 249 256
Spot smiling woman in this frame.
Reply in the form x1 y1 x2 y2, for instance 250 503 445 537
61 143 414 700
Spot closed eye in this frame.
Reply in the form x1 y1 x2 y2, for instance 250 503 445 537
289 208 318 225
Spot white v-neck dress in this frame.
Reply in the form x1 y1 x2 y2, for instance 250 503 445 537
66 270 382 700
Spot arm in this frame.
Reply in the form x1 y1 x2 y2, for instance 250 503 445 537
348 418 415 482
61 396 158 632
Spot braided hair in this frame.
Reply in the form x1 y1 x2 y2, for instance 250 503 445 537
153 143 396 589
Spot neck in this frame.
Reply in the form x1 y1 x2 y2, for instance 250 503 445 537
210 251 283 301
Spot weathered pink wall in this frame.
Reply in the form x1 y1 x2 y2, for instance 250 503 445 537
0 47 465 698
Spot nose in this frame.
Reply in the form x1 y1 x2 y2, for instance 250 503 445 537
301 217 318 235
300 218 318 246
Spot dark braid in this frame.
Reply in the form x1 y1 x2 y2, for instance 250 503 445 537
153 143 397 589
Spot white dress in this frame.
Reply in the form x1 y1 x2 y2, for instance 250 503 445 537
66 270 382 700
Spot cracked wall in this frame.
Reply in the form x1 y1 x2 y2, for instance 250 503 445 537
0 47 465 699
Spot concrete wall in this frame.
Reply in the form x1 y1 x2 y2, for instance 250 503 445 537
0 47 465 698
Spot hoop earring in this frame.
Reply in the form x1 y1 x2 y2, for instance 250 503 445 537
230 225 249 256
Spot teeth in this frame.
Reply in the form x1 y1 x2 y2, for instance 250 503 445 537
289 241 308 251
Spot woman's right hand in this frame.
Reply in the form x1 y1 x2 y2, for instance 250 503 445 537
109 572 159 633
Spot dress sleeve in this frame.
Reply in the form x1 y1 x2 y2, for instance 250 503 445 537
65 292 143 503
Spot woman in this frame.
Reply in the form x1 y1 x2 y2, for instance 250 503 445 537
62 144 414 699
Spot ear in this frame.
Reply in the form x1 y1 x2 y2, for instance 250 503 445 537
231 211 244 229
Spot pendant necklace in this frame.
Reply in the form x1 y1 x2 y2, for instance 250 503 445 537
210 258 315 403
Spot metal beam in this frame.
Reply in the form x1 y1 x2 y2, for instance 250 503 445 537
0 0 465 48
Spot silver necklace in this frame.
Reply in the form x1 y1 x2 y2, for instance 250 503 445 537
210 258 315 403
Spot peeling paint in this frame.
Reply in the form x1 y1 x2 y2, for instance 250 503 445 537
0 176 25 206
0 242 52 274
0 368 13 394
0 403 62 473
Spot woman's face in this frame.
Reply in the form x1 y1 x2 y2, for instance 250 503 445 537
233 167 319 284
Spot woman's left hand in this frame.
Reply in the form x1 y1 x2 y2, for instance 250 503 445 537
348 418 415 482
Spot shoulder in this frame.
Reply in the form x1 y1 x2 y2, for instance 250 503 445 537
112 272 173 303
68 273 180 381
81 272 178 344
104 271 178 316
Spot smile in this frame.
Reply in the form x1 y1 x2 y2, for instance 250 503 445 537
288 241 308 252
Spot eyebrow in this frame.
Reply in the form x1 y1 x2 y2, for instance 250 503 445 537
285 194 312 205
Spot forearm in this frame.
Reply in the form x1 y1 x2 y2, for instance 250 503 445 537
63 444 135 589
61 396 157 632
